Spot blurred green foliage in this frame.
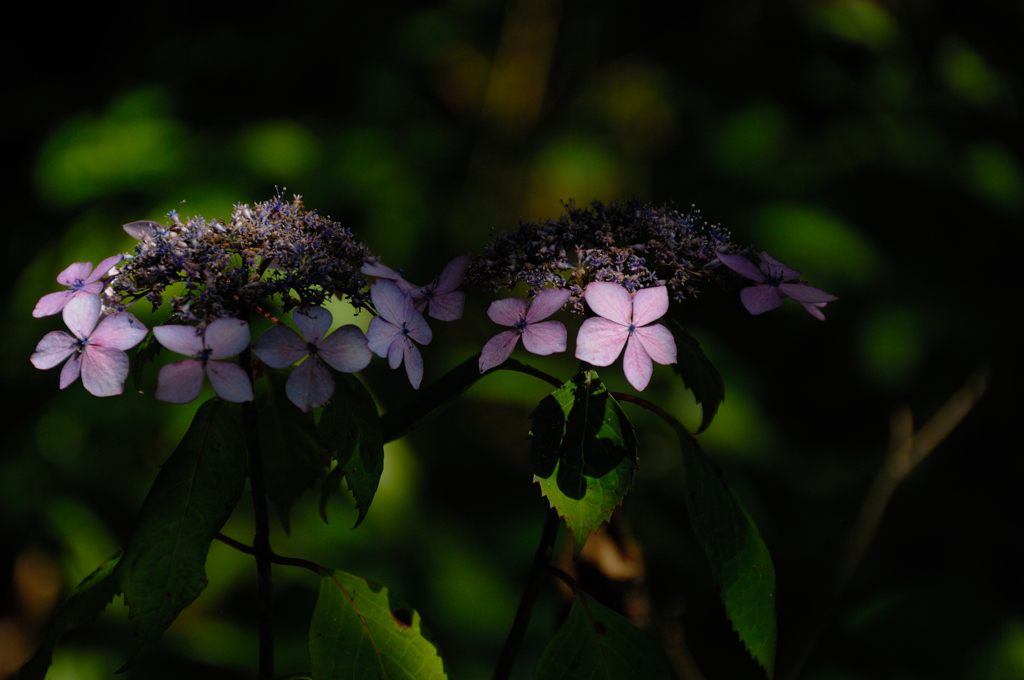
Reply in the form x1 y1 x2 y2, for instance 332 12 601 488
3 1 1021 679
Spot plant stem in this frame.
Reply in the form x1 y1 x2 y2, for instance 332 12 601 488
240 347 274 680
493 507 561 680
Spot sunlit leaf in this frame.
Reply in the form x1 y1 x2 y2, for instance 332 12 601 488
19 554 121 680
675 425 777 678
534 590 672 680
666 318 724 433
317 374 384 528
310 570 447 680
256 371 331 533
530 370 637 558
115 398 247 665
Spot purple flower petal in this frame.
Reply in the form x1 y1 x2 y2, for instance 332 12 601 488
367 316 402 358
487 298 527 327
60 353 83 390
425 290 465 322
633 324 677 366
292 305 333 343
205 318 250 359
622 335 654 391
403 308 432 346
252 325 309 369
153 325 205 356
89 254 123 283
206 361 254 402
739 285 783 315
123 220 161 240
777 283 838 304
583 282 633 327
479 330 521 373
317 325 371 373
31 331 77 370
360 256 401 280
575 317 629 366
717 252 766 282
56 262 96 287
403 341 424 389
90 313 148 351
800 301 828 321
155 359 205 403
757 252 802 281
630 287 669 327
81 345 130 397
370 280 411 325
33 290 76 318
525 289 570 323
62 295 101 340
386 337 406 370
286 357 335 412
521 321 566 356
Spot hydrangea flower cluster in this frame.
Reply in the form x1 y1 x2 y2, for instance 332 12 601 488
110 195 374 322
467 199 737 312
30 195 835 407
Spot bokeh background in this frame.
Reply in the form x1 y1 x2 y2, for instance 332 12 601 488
2 1 1021 678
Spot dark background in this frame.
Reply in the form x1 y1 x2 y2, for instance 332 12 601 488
2 1 1021 678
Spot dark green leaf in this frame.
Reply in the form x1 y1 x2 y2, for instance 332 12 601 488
317 374 384 528
131 332 162 392
666 318 724 433
256 371 331 533
675 425 776 678
115 398 248 665
310 570 447 680
530 370 637 558
534 590 672 680
19 554 121 680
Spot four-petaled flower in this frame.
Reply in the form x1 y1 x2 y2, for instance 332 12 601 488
717 251 837 320
402 254 470 322
252 305 372 412
153 318 254 403
366 280 432 389
575 282 677 391
33 255 123 318
30 294 148 396
479 289 570 373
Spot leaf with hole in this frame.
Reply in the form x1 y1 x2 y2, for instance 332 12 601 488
310 570 447 680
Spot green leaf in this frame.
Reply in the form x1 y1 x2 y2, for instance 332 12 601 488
530 370 637 558
534 590 672 680
256 371 331 533
675 425 776 678
115 398 248 665
666 318 724 433
19 554 121 680
317 374 384 528
310 570 447 680
131 331 162 392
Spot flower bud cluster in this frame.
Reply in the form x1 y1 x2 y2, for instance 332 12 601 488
467 199 737 313
111 195 373 322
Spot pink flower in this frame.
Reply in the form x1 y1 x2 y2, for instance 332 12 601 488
30 294 148 397
717 251 837 320
153 318 254 403
33 255 123 318
251 305 372 412
401 254 471 322
575 282 677 391
366 280 432 389
479 289 570 373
